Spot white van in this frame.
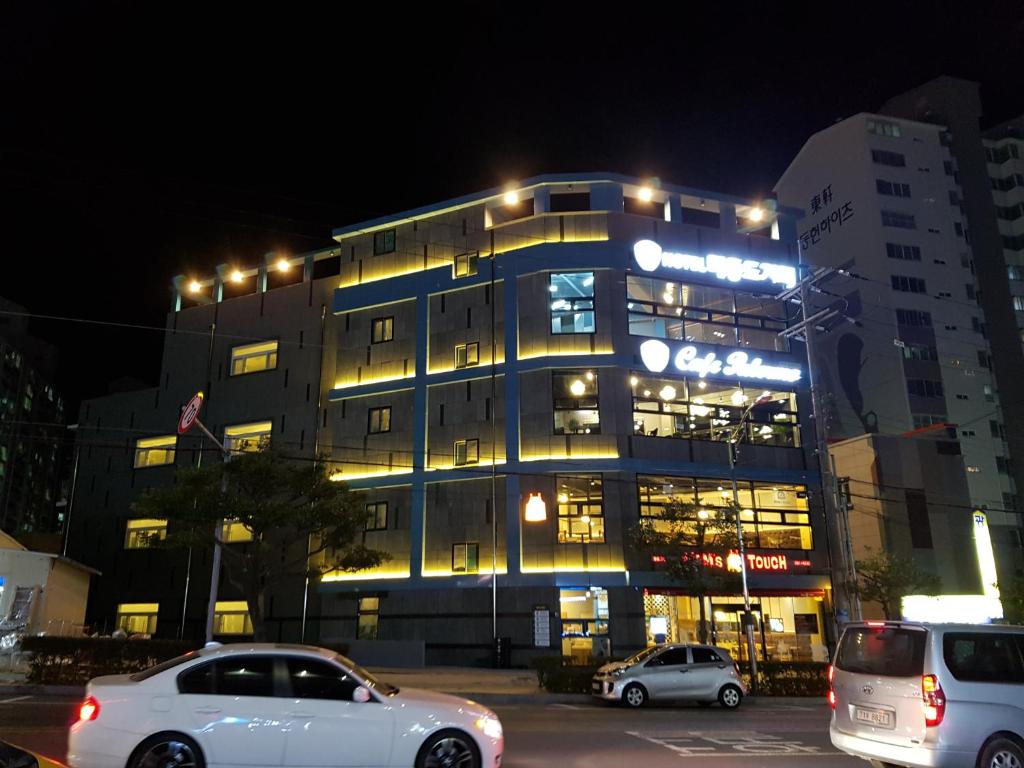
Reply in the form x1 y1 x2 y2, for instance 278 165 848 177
829 621 1024 768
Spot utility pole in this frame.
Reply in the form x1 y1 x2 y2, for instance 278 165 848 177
776 252 855 639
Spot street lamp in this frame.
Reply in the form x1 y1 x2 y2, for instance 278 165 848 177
725 390 773 695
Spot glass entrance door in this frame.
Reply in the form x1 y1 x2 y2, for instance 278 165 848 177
711 603 767 664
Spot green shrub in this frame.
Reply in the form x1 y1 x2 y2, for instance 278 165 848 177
749 661 829 696
21 636 197 685
530 655 604 693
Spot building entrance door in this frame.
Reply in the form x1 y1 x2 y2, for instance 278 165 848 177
711 603 768 664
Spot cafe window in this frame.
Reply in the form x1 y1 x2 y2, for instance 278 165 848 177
452 542 479 573
631 373 799 447
373 229 396 255
553 370 600 434
371 316 394 344
230 340 278 376
557 475 604 543
638 475 812 550
559 587 610 664
454 251 479 278
223 421 272 453
365 501 387 531
454 438 479 466
134 435 177 468
116 603 159 635
626 275 788 352
357 597 380 640
213 601 253 635
220 520 254 543
368 406 391 434
550 272 595 334
455 342 480 369
124 519 168 549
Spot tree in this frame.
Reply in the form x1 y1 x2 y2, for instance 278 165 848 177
1001 575 1024 625
133 449 389 640
854 550 941 620
632 499 743 643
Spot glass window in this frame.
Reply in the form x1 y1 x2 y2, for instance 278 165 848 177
454 438 479 466
691 647 723 664
373 229 396 255
368 407 391 434
836 626 926 677
220 520 254 543
365 502 387 531
287 658 360 700
550 272 595 334
357 597 379 640
557 475 604 543
943 633 1024 683
559 587 610 663
553 371 600 435
223 421 272 453
116 603 159 635
134 435 176 468
452 542 479 573
230 340 278 376
371 316 394 344
652 647 689 666
216 656 274 697
125 519 168 549
177 661 215 694
454 251 479 278
626 276 787 352
631 374 799 448
213 601 253 636
455 342 479 369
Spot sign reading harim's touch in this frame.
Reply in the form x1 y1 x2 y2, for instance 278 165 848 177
632 239 798 289
639 339 803 383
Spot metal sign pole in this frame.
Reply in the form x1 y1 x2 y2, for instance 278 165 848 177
192 416 230 644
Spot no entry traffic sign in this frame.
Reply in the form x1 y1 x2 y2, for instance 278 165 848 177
178 392 204 435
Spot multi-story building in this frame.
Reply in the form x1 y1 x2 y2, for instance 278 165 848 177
69 174 835 665
775 77 1024 604
0 297 66 542
984 116 1024 351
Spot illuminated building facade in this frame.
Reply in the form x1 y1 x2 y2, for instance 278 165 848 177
69 174 833 664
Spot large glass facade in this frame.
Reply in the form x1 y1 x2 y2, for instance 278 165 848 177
550 272 595 334
643 592 828 663
638 475 812 550
553 370 600 434
631 373 799 447
556 475 604 543
559 587 610 663
626 275 788 351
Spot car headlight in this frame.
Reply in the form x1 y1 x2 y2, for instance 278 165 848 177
476 716 503 740
611 668 628 678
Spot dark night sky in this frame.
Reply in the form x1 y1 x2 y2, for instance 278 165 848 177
2 1 1022 413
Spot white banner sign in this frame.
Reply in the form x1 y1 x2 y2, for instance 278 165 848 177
639 339 802 383
633 239 797 289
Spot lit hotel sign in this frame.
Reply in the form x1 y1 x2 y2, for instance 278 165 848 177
633 239 798 289
640 339 803 384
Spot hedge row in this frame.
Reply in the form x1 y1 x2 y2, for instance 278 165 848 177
530 656 829 697
21 636 197 685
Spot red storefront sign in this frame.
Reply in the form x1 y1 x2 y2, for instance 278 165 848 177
651 552 810 572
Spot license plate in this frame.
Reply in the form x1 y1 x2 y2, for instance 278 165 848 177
855 707 894 729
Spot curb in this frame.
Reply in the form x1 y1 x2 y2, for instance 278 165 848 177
0 683 84 697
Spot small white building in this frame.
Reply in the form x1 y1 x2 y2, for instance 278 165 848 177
0 530 97 636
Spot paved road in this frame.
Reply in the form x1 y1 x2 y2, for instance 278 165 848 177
0 694 859 768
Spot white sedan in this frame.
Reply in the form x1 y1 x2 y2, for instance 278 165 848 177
68 642 503 768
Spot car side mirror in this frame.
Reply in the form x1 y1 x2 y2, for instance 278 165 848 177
352 685 372 703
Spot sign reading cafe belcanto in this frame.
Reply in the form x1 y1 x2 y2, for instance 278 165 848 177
632 239 797 289
640 339 803 383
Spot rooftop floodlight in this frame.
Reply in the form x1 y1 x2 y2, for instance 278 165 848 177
638 186 653 202
188 280 202 293
230 269 244 283
277 258 290 271
748 206 765 222
503 190 519 205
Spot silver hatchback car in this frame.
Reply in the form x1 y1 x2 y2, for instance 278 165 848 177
830 621 1024 768
592 643 747 708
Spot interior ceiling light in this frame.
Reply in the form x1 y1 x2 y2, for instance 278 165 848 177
570 379 586 396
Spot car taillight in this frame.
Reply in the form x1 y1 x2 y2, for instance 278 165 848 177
827 689 837 709
78 696 99 722
922 674 945 727
827 664 837 709
828 664 835 683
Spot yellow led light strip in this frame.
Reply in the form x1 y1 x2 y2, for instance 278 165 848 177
332 372 417 390
519 453 619 462
320 570 412 583
329 468 414 482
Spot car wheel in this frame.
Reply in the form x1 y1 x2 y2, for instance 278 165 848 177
980 737 1024 768
718 684 743 709
128 733 205 768
416 728 481 768
622 683 648 708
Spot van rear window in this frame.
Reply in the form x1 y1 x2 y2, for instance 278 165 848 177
836 626 926 677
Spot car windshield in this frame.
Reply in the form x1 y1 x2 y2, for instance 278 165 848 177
130 651 200 682
623 646 661 664
335 653 399 696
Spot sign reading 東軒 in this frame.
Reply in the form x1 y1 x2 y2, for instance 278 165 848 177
633 239 797 289
639 339 802 383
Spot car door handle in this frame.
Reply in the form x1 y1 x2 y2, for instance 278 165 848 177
286 711 316 718
194 707 222 715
